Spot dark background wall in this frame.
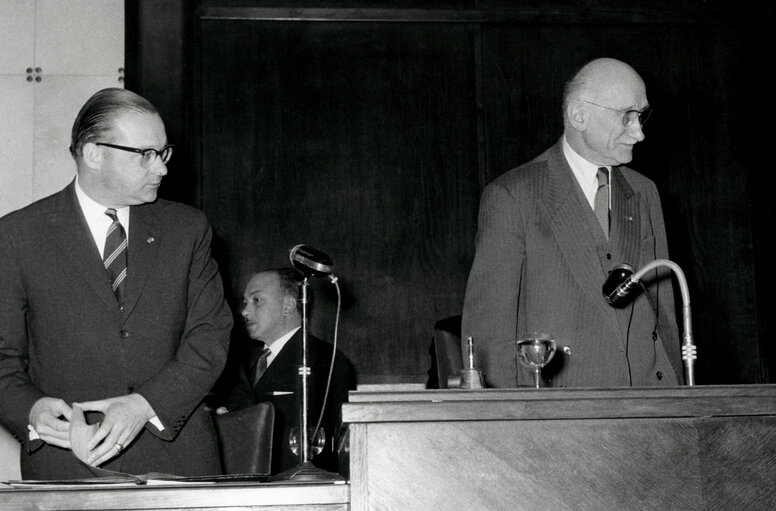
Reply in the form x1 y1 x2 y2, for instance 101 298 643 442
126 0 774 385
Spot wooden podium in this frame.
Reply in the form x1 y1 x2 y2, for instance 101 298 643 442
341 385 776 511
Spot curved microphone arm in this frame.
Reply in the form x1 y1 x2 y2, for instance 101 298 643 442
628 259 697 386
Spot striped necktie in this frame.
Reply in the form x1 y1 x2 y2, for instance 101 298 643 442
104 208 127 308
594 167 610 239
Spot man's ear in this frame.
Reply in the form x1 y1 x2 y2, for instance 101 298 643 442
81 142 103 168
282 296 297 316
567 100 587 132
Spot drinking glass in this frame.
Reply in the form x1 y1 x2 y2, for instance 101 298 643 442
516 332 557 388
289 427 326 457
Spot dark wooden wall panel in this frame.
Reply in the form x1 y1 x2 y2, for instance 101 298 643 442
200 20 479 382
128 1 774 385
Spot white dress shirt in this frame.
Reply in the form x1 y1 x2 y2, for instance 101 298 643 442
265 326 301 367
74 177 130 255
562 136 610 211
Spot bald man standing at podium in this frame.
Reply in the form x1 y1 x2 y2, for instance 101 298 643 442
462 58 683 388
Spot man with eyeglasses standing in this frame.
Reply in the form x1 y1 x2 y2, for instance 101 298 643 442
462 58 683 388
0 88 233 479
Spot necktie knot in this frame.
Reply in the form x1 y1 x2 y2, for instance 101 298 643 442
597 167 609 187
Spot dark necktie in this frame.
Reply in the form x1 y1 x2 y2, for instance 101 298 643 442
253 347 272 385
595 167 609 239
103 208 127 307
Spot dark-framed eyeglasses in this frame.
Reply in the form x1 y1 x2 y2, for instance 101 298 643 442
581 100 652 127
96 142 174 167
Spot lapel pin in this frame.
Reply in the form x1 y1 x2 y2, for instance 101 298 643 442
625 216 633 222
147 237 155 244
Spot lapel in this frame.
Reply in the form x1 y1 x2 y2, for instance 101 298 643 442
255 332 301 391
609 166 641 268
48 182 120 315
122 203 161 320
537 143 621 336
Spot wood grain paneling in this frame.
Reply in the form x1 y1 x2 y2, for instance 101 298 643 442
125 1 773 385
199 19 479 382
344 386 776 510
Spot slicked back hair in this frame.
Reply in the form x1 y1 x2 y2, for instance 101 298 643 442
69 87 160 160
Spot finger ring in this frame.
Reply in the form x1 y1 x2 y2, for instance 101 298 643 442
115 442 124 453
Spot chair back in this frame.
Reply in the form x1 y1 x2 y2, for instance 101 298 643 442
0 424 21 482
214 401 275 475
431 315 464 389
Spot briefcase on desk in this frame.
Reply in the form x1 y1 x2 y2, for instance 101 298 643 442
213 402 275 475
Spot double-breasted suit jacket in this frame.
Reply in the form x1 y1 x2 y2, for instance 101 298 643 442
462 140 683 388
222 330 356 475
0 181 233 479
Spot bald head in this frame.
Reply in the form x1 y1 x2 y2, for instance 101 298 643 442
563 58 645 116
562 58 649 166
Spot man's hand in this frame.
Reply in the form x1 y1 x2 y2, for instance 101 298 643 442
75 393 155 467
29 397 73 448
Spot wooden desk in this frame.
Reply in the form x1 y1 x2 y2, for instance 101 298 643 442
342 385 776 511
0 481 349 510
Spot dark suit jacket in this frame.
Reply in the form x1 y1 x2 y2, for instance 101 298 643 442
0 181 233 479
220 330 356 475
462 140 683 388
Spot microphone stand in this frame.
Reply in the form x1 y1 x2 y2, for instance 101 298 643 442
272 276 340 481
625 259 697 386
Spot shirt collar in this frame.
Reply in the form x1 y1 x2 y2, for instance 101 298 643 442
265 326 301 366
562 136 610 208
563 136 607 183
75 177 130 230
74 177 130 255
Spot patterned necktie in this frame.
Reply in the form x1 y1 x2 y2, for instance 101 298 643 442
103 208 127 307
253 347 272 385
594 167 609 239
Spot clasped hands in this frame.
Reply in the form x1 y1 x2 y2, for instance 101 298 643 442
29 393 154 467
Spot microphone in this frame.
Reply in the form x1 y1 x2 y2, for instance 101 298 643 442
602 259 697 385
602 263 637 307
289 244 334 278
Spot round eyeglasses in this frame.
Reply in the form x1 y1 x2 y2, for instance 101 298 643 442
581 100 652 127
96 142 174 167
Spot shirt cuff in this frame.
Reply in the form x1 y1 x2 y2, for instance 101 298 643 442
149 415 165 431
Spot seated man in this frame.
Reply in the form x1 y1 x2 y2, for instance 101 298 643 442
216 267 356 475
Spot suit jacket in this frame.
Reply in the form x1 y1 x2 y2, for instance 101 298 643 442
462 139 683 388
221 330 356 475
0 181 233 479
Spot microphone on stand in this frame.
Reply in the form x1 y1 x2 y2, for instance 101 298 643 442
272 244 341 482
289 244 334 278
602 263 637 307
601 259 697 386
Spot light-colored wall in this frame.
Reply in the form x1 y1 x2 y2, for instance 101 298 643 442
0 0 124 480
0 0 124 218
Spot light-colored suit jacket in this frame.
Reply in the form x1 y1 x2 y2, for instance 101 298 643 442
0 180 233 479
462 140 683 388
